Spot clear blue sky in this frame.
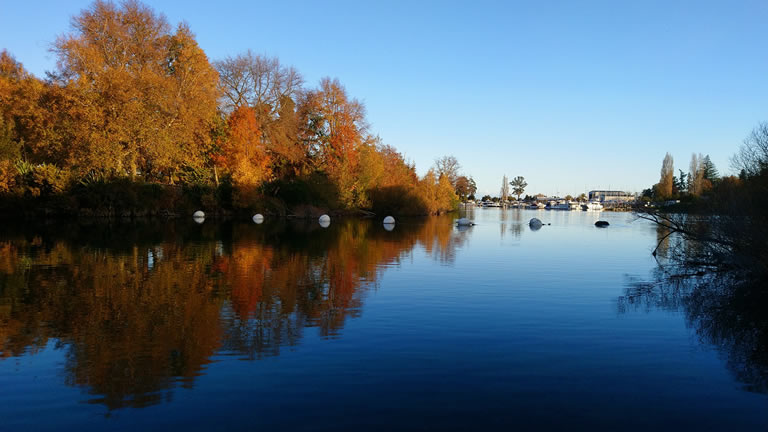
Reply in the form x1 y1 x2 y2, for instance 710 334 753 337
1 0 766 197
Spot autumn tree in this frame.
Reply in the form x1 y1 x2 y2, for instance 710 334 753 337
688 153 707 196
226 106 272 187
269 95 305 177
0 50 57 193
455 176 470 200
215 52 305 178
419 170 440 213
437 172 459 211
510 176 527 201
299 77 368 208
0 50 48 163
0 2 465 216
434 155 460 187
215 51 303 114
52 0 219 181
467 177 477 199
657 153 675 199
500 175 509 202
0 51 25 163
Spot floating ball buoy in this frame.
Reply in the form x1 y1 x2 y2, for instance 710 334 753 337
383 216 395 225
252 214 264 224
318 214 331 228
529 218 543 231
193 210 205 224
456 218 473 226
594 220 610 227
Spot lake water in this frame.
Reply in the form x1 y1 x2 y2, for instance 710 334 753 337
1 209 766 430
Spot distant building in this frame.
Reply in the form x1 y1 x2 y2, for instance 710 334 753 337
588 190 634 203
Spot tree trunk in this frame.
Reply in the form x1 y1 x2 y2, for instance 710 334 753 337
130 158 137 181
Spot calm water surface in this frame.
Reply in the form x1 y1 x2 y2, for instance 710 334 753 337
1 209 766 430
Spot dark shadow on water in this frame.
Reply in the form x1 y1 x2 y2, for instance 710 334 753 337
620 267 768 395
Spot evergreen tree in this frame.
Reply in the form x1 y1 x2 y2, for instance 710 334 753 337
702 155 719 184
675 169 687 193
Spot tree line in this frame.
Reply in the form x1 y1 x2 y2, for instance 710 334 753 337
647 152 723 201
641 122 768 277
0 0 465 216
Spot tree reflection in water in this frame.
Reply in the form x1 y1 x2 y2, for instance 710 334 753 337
619 225 768 394
0 216 463 410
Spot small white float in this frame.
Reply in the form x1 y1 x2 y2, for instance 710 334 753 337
319 214 331 228
193 210 205 224
383 216 395 225
252 214 264 224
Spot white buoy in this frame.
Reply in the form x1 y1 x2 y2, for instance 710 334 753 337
252 214 264 224
193 210 205 224
319 214 331 228
457 217 472 226
383 216 395 224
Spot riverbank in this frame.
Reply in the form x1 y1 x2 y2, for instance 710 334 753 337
0 179 458 220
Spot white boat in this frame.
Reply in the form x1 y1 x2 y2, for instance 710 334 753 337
582 201 604 211
549 200 580 210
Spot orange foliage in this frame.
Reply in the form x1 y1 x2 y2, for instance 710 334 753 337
51 0 219 179
0 217 469 406
225 106 272 185
0 2 462 215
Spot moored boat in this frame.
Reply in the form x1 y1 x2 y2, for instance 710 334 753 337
582 201 604 211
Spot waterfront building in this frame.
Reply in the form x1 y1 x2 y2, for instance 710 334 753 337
588 190 635 203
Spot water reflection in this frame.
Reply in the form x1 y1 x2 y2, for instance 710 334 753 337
620 225 768 394
0 216 462 410
509 209 523 239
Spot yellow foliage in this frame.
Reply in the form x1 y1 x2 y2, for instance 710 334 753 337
0 160 16 193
